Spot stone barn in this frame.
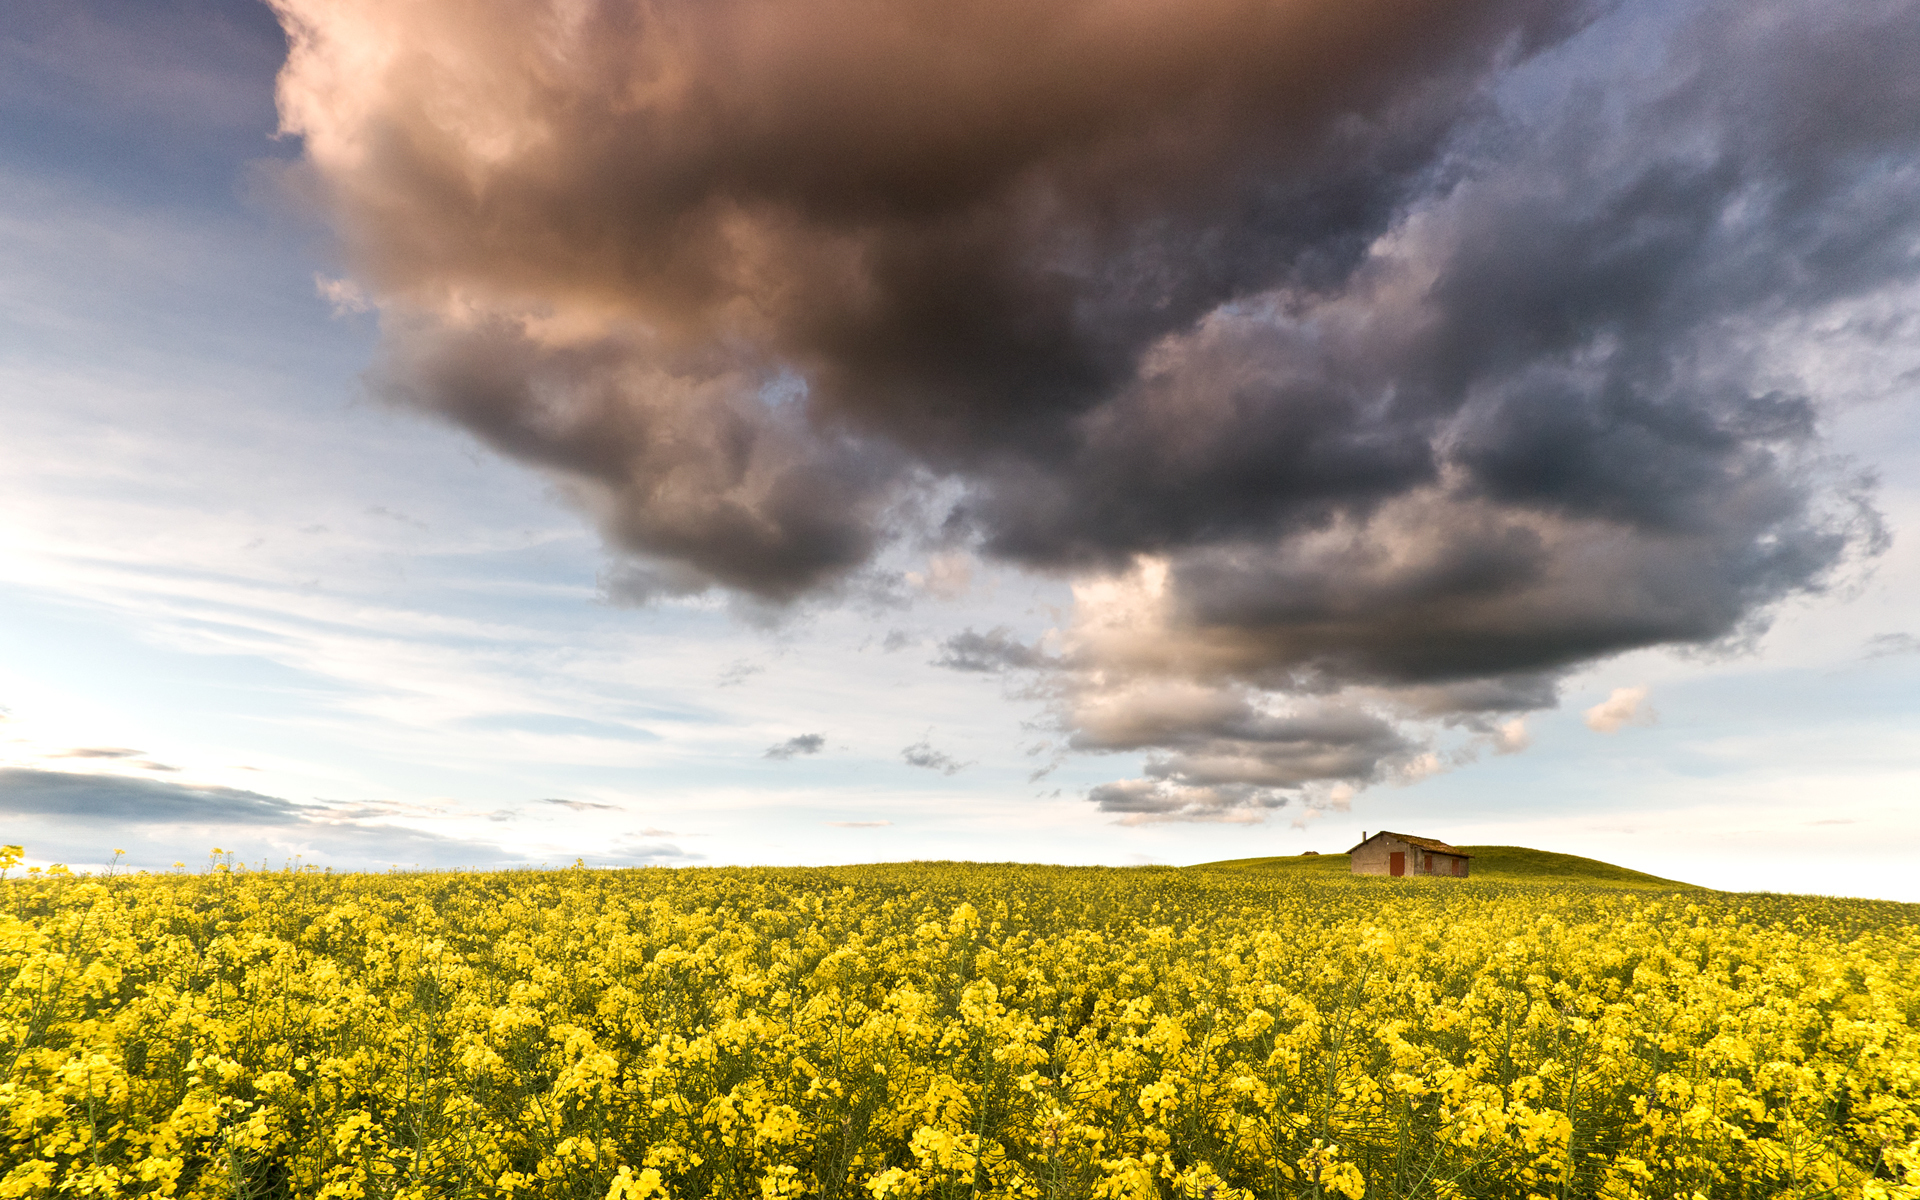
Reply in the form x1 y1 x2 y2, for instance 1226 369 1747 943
1348 831 1471 878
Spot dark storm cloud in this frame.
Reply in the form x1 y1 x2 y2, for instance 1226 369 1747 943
274 0 1596 597
764 733 826 759
372 318 898 600
1384 676 1562 719
274 0 1919 813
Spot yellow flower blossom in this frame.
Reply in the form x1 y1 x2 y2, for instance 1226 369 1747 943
0 855 1915 1198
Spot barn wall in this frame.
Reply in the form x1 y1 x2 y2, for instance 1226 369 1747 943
1351 837 1407 876
1352 839 1472 878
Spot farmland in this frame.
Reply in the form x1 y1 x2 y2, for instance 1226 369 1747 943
1190 848 1694 888
2 854 1917 1199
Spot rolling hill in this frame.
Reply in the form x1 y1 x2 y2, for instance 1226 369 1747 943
1189 845 1697 888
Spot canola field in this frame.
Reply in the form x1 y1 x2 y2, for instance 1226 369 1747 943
2 852 1918 1200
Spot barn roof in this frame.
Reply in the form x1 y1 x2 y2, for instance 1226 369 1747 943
1347 831 1472 857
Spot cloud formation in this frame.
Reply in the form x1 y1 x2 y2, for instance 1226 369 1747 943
0 767 312 825
540 797 624 812
765 733 826 760
1864 633 1920 660
901 740 968 776
934 628 1054 674
272 0 1917 817
1584 687 1656 734
0 767 518 868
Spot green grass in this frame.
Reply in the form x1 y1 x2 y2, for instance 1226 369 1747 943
1192 851 1356 874
1187 844 1698 888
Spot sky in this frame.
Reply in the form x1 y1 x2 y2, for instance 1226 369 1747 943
2 0 1918 898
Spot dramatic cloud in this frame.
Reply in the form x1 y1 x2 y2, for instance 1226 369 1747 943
1075 686 1410 822
1052 662 1525 820
1584 686 1655 734
270 0 1598 591
765 733 826 759
272 0 1919 817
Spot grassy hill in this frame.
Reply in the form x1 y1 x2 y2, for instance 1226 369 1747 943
1189 844 1697 888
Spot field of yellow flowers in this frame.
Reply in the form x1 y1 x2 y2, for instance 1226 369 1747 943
3 848 1917 1200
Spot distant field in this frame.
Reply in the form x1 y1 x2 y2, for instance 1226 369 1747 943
3 859 1914 1198
1189 844 1696 888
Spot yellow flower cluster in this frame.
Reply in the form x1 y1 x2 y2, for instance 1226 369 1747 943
3 854 1917 1199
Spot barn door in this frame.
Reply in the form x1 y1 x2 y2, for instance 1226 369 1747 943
1390 852 1405 877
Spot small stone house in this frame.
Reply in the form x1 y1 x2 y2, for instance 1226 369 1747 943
1348 831 1471 878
